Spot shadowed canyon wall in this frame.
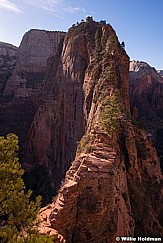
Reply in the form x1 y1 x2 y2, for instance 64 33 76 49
0 20 163 241
0 42 18 95
130 60 163 120
0 30 65 139
130 60 163 171
0 30 66 203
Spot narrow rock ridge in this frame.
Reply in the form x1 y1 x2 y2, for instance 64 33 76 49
36 21 163 242
26 20 130 203
39 125 163 242
26 21 112 201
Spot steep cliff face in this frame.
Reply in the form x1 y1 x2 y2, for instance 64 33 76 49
27 20 131 203
36 22 163 242
130 60 163 171
130 60 163 119
1 21 162 241
0 42 18 95
0 30 66 158
26 21 101 202
3 29 66 97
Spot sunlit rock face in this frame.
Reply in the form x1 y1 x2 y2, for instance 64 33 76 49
0 30 66 203
0 29 66 137
35 21 163 241
3 29 66 97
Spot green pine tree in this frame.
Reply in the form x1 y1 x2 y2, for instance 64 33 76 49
0 133 53 242
105 34 117 57
101 95 121 137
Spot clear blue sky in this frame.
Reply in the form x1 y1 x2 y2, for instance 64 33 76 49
0 0 162 69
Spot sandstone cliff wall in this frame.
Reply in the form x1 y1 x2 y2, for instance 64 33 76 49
36 21 163 241
3 29 66 97
130 60 163 171
0 21 162 242
130 60 163 120
0 31 66 202
26 20 130 203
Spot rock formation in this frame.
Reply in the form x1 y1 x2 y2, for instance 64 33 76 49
0 20 163 242
130 60 163 119
3 29 66 97
34 21 163 242
130 60 163 171
0 30 66 203
0 42 18 95
0 29 65 152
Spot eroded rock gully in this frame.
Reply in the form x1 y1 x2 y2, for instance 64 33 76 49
35 21 163 242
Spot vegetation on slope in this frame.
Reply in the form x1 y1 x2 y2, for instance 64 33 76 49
101 95 121 137
0 133 53 242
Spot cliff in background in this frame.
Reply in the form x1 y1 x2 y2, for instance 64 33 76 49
3 29 66 97
0 30 65 166
130 60 163 120
0 20 163 242
35 21 163 242
130 60 163 171
0 42 18 95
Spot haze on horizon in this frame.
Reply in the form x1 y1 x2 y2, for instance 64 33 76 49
0 0 162 70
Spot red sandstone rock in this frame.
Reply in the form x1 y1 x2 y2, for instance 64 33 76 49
130 60 163 171
0 20 162 241
0 30 65 141
36 21 163 241
0 30 66 203
130 60 163 119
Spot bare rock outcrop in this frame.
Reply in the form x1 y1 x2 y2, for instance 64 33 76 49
39 125 163 242
0 20 162 242
27 20 129 203
36 21 163 241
